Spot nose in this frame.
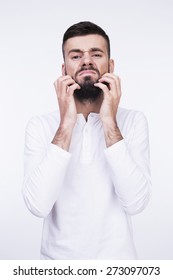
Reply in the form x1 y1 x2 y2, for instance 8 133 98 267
81 51 93 66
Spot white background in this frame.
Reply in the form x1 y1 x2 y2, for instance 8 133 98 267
0 0 173 259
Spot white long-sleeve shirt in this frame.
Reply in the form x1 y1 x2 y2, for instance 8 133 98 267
23 107 151 259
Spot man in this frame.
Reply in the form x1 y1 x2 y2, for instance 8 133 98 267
23 21 151 259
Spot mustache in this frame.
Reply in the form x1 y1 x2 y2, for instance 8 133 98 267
75 65 100 77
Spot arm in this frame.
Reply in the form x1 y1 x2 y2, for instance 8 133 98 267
94 74 123 147
104 112 151 215
22 76 79 218
52 75 80 151
95 74 151 214
22 117 72 218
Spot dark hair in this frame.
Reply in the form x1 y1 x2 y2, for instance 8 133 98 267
62 21 110 59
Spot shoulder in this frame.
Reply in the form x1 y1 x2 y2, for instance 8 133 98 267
117 107 147 122
25 111 60 142
26 111 60 129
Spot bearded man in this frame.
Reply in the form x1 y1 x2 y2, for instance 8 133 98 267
23 21 151 260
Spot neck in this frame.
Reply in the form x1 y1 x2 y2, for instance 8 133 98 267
75 95 103 120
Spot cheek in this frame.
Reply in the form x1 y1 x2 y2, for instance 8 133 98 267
64 62 78 76
99 63 110 75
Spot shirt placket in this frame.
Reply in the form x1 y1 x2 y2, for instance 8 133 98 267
80 122 92 164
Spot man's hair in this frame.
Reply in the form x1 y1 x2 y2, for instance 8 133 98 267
62 21 110 59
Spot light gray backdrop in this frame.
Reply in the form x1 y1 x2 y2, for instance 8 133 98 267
0 0 173 259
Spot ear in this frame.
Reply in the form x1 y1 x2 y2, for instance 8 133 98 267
62 63 66 76
109 59 114 73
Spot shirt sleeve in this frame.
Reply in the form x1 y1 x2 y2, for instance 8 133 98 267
104 111 151 215
22 117 71 218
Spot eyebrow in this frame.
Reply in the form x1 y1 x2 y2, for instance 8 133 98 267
68 48 104 55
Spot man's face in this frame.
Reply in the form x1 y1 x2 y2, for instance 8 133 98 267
62 34 114 101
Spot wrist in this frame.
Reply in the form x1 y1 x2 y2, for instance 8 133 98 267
52 122 75 151
101 118 123 147
59 120 76 131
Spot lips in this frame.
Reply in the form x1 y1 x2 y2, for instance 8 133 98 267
79 70 97 76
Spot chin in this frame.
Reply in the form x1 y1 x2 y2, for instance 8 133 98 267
74 80 102 103
78 75 98 85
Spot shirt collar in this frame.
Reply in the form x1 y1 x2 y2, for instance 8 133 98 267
77 113 100 126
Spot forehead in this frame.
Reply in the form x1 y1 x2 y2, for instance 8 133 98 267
64 34 108 54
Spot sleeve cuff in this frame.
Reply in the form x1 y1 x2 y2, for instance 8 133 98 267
49 143 72 163
104 139 126 157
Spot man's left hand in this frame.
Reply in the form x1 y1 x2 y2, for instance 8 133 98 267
94 74 123 147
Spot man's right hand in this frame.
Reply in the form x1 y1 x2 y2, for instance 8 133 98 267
54 75 80 127
52 76 80 151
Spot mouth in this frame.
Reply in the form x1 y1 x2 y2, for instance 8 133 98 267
78 70 97 76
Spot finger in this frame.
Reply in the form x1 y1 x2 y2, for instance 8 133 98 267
67 83 80 95
101 73 120 80
54 75 72 87
101 74 121 86
96 77 116 94
54 76 76 88
60 76 76 87
54 76 76 96
99 76 121 97
94 82 110 95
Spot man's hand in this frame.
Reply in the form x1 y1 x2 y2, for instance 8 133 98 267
94 74 123 147
54 75 80 127
94 73 121 121
52 75 80 151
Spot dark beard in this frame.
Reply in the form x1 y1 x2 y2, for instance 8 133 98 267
74 76 102 103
